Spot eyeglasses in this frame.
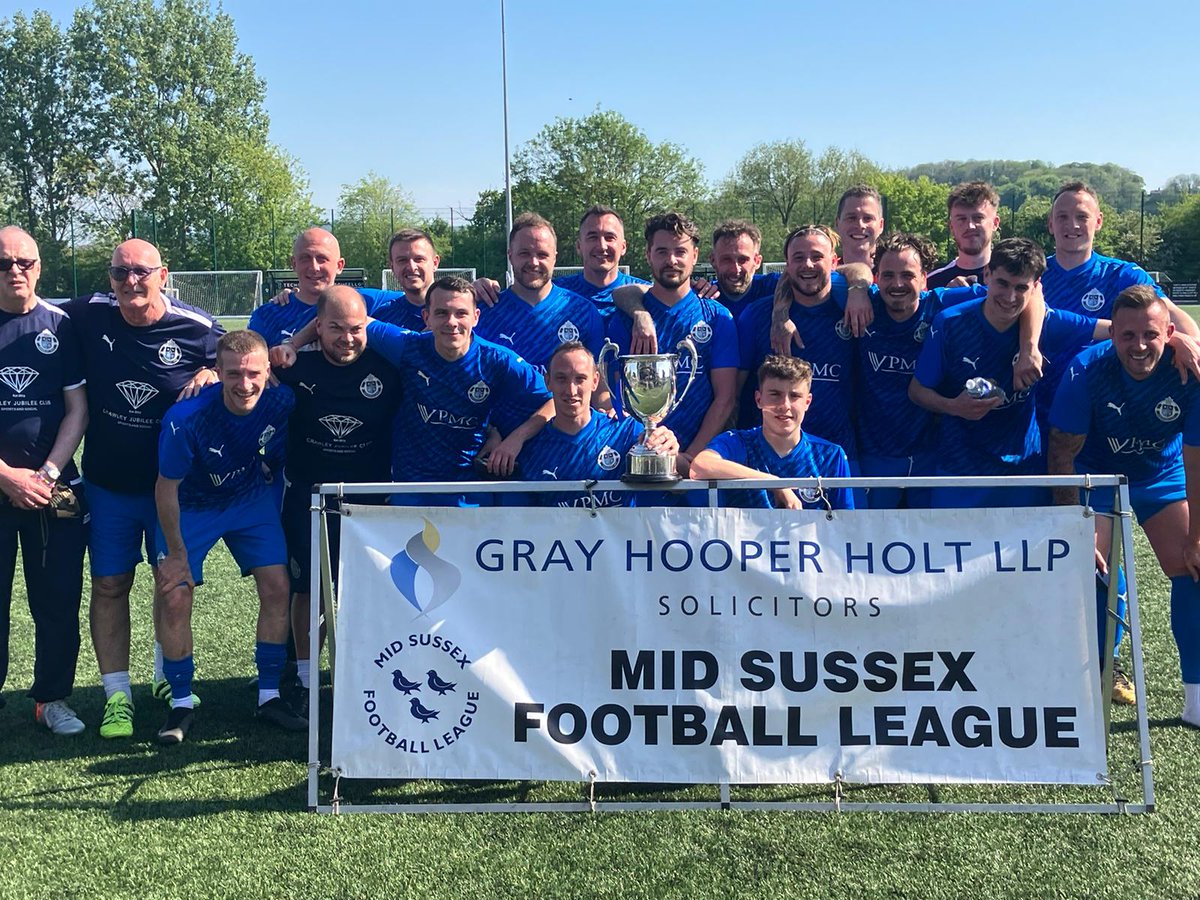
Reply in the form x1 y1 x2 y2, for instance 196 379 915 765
0 258 38 272
109 265 163 282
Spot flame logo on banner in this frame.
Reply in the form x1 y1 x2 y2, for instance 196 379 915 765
390 519 461 614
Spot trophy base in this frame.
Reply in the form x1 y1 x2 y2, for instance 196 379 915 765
623 450 681 484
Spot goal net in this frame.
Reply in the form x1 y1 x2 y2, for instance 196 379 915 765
382 267 478 291
165 270 264 317
761 262 786 275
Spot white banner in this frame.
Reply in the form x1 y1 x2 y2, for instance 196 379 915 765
331 505 1104 785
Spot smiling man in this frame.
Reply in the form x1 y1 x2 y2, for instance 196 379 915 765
691 355 852 510
154 330 302 744
475 213 607 431
834 184 885 268
909 238 1109 508
60 238 223 739
927 182 1002 289
1050 285 1200 724
371 228 441 332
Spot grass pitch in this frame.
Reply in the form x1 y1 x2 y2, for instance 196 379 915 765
2 527 1200 900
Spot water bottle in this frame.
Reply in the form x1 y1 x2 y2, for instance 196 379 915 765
965 377 1003 400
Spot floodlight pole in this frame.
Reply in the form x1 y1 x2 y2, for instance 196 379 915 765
501 0 514 287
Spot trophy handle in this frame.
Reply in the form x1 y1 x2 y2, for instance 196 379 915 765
673 337 699 409
597 338 620 391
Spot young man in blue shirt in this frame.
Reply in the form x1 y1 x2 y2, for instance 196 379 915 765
691 355 853 510
154 330 302 744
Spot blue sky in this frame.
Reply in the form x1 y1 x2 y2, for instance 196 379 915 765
14 0 1200 217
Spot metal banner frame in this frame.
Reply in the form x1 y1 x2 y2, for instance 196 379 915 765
305 474 1153 816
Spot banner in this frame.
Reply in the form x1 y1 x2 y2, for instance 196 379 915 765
331 505 1104 784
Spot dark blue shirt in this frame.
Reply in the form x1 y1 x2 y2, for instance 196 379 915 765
703 427 853 509
63 292 222 494
516 413 644 508
0 300 84 474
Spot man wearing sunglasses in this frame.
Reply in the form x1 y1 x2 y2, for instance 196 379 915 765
0 226 89 735
60 239 223 739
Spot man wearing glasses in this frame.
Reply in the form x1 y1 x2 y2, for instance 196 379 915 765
0 226 89 734
60 239 223 739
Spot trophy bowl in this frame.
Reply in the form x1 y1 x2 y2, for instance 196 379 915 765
598 338 698 483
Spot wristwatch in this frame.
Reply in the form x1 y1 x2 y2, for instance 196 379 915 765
38 462 60 483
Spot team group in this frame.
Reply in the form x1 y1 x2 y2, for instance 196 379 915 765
2 177 1199 744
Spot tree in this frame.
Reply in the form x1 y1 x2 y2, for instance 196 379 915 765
874 174 952 255
722 140 815 228
334 173 420 283
512 108 706 266
0 10 101 294
1154 194 1200 280
70 0 309 271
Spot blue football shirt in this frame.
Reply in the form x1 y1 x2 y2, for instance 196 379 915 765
703 427 853 509
915 299 1096 475
555 270 649 321
365 324 550 482
1051 342 1200 484
516 413 644 508
159 382 295 510
248 288 395 347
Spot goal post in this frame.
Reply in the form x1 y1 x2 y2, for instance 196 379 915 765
164 270 264 317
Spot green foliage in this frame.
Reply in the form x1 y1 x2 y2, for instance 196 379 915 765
874 173 952 258
1155 194 1200 280
0 10 102 295
333 172 420 285
906 159 1146 213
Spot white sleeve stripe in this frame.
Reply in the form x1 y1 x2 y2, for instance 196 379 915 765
64 379 86 390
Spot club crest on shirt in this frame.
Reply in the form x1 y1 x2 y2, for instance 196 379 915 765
913 321 930 343
34 328 58 354
557 320 580 343
1156 396 1181 423
597 445 622 471
467 380 490 403
158 339 182 366
258 424 276 447
834 320 853 341
360 373 383 399
1081 288 1105 312
690 320 713 344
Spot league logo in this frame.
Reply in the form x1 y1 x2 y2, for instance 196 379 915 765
1156 396 1181 423
0 366 38 395
557 320 580 343
158 339 182 366
258 424 276 447
116 380 159 411
467 380 490 403
689 321 713 344
388 518 462 616
319 414 363 439
834 320 854 341
34 328 58 355
1081 288 1105 313
360 373 383 399
597 445 622 471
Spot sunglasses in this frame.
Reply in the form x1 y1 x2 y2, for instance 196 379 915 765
109 265 163 282
0 258 38 272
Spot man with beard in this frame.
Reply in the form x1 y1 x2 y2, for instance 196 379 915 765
927 182 1002 289
739 226 860 477
607 213 737 478
475 212 608 433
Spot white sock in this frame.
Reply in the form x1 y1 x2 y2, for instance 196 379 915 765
153 642 165 682
1184 683 1200 714
258 688 280 706
101 671 132 701
297 659 312 690
171 694 195 710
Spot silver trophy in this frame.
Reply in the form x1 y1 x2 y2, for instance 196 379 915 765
598 337 698 483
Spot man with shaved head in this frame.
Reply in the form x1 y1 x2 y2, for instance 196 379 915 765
0 226 89 734
271 285 402 712
250 228 346 348
60 237 223 738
